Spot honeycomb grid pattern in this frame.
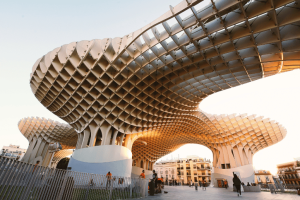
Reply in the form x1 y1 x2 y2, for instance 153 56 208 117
28 0 298 167
18 117 78 149
132 113 286 165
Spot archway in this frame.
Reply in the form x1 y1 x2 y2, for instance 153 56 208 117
153 144 213 185
95 128 102 146
56 157 70 170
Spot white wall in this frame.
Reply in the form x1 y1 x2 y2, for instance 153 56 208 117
68 145 132 177
211 164 255 187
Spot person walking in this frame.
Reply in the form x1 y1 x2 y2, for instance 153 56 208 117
106 171 112 190
233 173 242 196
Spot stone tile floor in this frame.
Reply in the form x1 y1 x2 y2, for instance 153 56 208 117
144 186 299 200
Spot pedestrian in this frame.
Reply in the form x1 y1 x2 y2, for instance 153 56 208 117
152 170 158 193
106 171 112 190
32 160 40 173
233 173 242 196
195 181 198 191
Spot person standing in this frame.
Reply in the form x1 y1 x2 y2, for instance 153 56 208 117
32 161 40 173
140 170 145 179
202 179 206 191
224 180 228 189
106 171 112 190
233 173 242 196
152 170 158 192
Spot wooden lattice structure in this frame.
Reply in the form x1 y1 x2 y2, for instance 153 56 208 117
27 0 298 168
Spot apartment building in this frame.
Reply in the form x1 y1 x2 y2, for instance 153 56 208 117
277 158 300 187
154 155 211 185
1 144 27 160
254 170 274 184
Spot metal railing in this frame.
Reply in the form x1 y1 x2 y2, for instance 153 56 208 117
0 156 148 200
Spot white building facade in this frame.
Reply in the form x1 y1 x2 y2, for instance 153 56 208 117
1 144 27 160
154 156 211 185
154 161 177 182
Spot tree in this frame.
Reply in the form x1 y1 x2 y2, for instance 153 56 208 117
56 157 70 170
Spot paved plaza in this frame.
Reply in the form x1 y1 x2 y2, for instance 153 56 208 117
145 186 298 200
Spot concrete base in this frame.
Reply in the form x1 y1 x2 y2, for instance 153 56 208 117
243 185 261 192
211 164 255 188
68 145 132 177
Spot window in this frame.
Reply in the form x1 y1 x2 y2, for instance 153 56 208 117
265 176 270 182
257 176 261 182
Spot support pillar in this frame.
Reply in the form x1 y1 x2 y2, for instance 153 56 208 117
89 124 99 147
36 140 46 157
112 130 118 145
119 133 125 146
22 137 37 163
100 125 112 146
76 133 84 149
81 130 90 148
143 159 147 170
42 150 53 167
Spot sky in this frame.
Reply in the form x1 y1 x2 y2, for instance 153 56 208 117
0 0 299 175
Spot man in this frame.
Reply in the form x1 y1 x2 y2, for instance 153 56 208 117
233 173 242 196
152 170 158 192
106 171 112 190
152 170 157 181
140 170 145 179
